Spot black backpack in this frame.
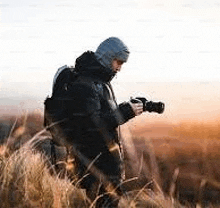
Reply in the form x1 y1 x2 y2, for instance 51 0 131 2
44 65 78 128
43 65 80 163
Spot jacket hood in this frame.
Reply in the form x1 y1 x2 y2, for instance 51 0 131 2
75 51 116 83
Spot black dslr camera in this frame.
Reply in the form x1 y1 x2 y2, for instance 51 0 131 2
130 97 165 114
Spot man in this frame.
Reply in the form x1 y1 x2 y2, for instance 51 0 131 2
44 37 143 207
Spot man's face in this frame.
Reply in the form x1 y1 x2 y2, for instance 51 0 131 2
112 59 124 73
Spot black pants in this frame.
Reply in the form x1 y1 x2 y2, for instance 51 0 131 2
48 122 124 207
74 145 124 208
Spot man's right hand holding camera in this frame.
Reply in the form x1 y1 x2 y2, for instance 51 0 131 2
129 99 144 116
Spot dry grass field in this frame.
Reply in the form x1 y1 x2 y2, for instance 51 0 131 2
0 112 220 207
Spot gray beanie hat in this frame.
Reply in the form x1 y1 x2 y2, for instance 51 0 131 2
95 37 130 69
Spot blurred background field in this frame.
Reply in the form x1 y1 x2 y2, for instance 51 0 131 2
1 111 220 207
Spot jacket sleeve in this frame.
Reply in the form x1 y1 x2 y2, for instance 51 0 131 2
118 101 136 124
67 82 135 129
92 96 135 130
90 100 135 135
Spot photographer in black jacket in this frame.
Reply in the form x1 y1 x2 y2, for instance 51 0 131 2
45 37 143 207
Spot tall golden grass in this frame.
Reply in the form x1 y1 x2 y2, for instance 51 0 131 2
0 112 220 207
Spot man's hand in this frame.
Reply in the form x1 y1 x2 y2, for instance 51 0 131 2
129 101 143 116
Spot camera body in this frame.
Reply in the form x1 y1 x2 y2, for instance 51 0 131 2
130 97 165 114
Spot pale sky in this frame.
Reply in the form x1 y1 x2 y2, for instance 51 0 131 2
0 0 220 116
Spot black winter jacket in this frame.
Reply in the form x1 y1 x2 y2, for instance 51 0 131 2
45 51 135 149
